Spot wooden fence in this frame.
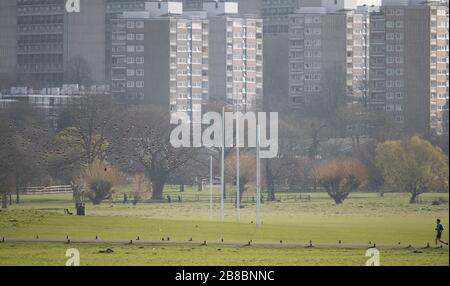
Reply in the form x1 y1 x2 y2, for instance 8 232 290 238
122 193 312 204
20 185 72 194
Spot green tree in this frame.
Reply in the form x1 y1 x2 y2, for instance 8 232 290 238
375 136 449 204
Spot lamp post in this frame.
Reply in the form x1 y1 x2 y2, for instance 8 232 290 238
220 106 225 222
209 155 213 222
206 147 220 222
256 124 261 227
236 112 240 223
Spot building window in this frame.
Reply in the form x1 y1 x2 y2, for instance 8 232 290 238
136 45 144 52
136 57 144 64
136 21 144 29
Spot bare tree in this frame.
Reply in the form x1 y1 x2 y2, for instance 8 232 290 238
337 103 369 151
314 158 368 204
51 93 116 174
354 140 384 195
0 102 50 204
225 152 256 204
64 56 93 87
265 155 301 196
0 121 18 208
77 160 124 205
202 101 235 199
110 106 193 200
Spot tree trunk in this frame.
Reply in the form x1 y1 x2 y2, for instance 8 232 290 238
1 193 7 209
197 178 202 192
151 178 165 200
332 196 343 204
179 184 185 193
265 160 276 201
409 192 419 204
16 185 20 204
235 186 245 206
9 193 12 205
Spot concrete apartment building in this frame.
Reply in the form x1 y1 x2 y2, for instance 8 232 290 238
369 1 449 136
0 0 17 86
183 0 261 15
183 0 204 11
179 1 264 110
261 0 361 109
0 84 108 129
105 0 147 83
288 1 379 110
110 1 209 116
206 2 264 111
16 0 106 87
110 1 263 114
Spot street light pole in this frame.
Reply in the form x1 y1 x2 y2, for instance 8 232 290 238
209 155 213 222
256 124 261 227
236 112 240 223
220 106 225 223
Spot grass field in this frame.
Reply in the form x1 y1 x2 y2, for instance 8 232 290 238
0 189 448 266
0 243 448 266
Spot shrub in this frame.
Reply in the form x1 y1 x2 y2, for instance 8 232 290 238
88 179 113 205
79 160 123 205
431 197 448 206
314 158 368 204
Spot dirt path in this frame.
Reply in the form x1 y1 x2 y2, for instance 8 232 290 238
2 237 448 250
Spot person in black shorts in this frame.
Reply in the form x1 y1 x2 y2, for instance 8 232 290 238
435 219 449 246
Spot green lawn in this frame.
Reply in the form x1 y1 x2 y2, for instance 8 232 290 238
0 190 448 266
0 243 448 266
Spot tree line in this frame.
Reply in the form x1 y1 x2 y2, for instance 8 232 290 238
0 94 448 208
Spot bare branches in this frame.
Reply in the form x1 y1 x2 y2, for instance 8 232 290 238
314 159 368 204
110 105 195 200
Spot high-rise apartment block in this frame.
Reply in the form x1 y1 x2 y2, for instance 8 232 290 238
288 0 448 136
110 1 208 116
206 2 264 111
16 0 106 87
105 0 146 82
110 1 263 115
288 4 375 109
369 1 449 136
262 0 349 34
0 0 17 85
183 0 261 15
263 0 379 110
183 0 203 11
